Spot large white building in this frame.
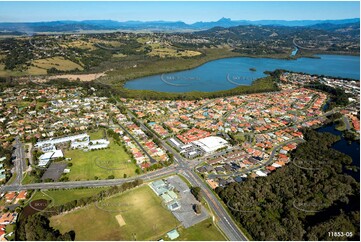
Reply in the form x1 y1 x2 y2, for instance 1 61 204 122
38 150 64 167
36 133 110 167
36 133 89 151
192 136 228 153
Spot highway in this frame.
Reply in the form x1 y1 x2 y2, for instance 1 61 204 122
1 166 177 192
1 101 345 240
1 102 249 241
182 169 247 241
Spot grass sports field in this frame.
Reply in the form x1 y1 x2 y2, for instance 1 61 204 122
174 218 226 241
50 185 179 241
29 188 107 206
64 138 137 181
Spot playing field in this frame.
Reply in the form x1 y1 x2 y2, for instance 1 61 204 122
50 185 180 241
30 188 107 207
174 218 226 241
64 139 137 180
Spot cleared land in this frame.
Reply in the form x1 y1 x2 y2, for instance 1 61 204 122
112 53 127 58
64 139 136 180
32 56 84 71
148 44 202 58
34 72 106 82
61 40 97 50
50 185 179 241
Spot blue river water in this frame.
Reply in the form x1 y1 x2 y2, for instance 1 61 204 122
290 47 298 57
124 54 360 93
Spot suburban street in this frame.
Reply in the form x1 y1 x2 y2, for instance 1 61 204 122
117 121 157 163
0 102 342 241
208 138 305 178
343 115 351 130
10 136 26 186
126 110 248 241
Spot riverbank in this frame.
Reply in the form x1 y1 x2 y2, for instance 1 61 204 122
98 48 293 86
99 48 358 87
121 54 359 93
316 123 360 181
108 76 280 100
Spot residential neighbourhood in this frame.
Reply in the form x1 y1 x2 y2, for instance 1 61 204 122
1 72 359 188
0 1 359 241
0 71 359 241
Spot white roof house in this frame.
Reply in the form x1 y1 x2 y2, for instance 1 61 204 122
256 170 268 177
192 136 228 153
271 162 282 168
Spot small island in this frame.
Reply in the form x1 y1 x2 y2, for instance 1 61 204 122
249 67 257 72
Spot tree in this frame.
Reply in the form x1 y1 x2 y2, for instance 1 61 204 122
193 204 201 214
216 129 359 241
191 187 202 201
16 214 75 241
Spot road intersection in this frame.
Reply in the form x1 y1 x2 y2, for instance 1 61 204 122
2 103 344 240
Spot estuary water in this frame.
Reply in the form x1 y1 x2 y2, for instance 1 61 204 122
124 54 360 93
316 124 360 182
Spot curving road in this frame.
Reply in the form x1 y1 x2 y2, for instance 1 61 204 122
125 109 248 241
1 101 249 241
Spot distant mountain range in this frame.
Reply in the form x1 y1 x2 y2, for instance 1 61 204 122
0 18 359 34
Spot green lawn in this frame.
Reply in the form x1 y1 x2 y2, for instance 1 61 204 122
64 139 136 181
50 185 180 241
89 129 105 140
6 173 17 185
174 218 226 241
5 224 15 233
21 172 36 185
30 188 107 207
5 224 15 240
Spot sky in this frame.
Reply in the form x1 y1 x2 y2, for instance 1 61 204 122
0 1 359 23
